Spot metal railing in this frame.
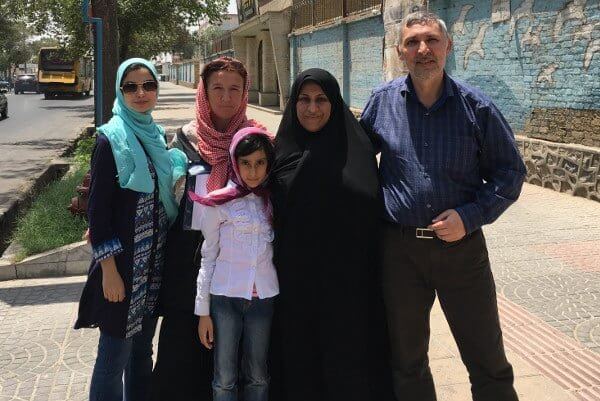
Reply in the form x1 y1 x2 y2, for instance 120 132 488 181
345 0 381 15
292 0 381 30
314 0 343 25
292 0 313 29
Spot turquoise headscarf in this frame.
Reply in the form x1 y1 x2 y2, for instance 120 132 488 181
97 58 187 225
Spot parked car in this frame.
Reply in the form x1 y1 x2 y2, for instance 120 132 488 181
0 91 7 119
0 80 9 92
14 74 39 94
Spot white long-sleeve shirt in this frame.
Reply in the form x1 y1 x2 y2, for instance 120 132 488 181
194 192 279 316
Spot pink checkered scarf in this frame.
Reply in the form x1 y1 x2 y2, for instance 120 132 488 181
194 76 263 192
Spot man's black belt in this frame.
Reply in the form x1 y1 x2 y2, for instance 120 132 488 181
384 221 437 239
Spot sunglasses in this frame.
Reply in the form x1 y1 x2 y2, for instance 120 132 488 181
121 80 158 94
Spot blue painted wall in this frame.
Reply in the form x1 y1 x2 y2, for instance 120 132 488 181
431 0 600 131
291 16 385 109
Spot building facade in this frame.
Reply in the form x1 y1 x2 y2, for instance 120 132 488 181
290 0 385 110
231 0 293 109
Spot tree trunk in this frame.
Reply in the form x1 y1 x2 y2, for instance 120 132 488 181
92 0 119 125
119 26 131 62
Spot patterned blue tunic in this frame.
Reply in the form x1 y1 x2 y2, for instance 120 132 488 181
75 134 169 339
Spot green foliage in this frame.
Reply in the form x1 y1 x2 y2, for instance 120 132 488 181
9 0 229 61
197 25 224 58
13 166 89 261
12 135 95 260
0 8 33 74
73 135 95 168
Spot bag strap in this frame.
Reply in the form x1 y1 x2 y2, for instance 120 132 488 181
176 128 203 163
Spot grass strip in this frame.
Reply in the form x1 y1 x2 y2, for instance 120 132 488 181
12 136 94 261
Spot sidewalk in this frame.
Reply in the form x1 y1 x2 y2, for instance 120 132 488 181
1 82 598 400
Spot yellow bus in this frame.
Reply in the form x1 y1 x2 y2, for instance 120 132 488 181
38 47 93 99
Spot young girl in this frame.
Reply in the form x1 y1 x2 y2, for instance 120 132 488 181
74 58 186 401
189 127 278 401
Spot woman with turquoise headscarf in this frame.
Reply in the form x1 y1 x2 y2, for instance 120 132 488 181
75 58 187 401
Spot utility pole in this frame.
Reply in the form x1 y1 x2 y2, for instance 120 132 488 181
82 0 103 126
83 0 119 125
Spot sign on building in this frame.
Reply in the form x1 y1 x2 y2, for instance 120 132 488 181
237 0 257 22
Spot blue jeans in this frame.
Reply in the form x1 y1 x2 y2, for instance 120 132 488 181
211 295 275 401
90 316 157 401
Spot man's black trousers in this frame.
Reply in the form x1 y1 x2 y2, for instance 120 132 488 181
381 222 519 401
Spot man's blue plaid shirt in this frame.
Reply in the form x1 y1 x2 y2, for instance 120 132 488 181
360 73 526 234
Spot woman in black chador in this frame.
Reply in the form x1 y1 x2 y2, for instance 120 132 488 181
270 69 395 401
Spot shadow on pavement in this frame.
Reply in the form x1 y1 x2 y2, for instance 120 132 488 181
155 118 192 130
43 95 94 101
39 105 93 111
0 281 84 306
154 105 191 111
157 92 196 97
156 97 196 104
0 138 69 149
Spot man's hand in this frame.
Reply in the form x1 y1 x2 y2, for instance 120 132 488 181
428 209 466 242
101 257 126 302
198 316 214 350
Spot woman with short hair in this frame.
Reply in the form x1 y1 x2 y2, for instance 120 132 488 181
152 56 265 401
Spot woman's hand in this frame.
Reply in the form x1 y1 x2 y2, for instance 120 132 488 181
100 257 125 302
198 316 214 350
82 228 90 243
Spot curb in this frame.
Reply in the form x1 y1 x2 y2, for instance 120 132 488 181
247 103 283 115
0 241 90 281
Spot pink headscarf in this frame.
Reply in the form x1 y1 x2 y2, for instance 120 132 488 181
188 127 274 212
194 71 264 192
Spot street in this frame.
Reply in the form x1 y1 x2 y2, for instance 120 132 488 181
0 92 94 213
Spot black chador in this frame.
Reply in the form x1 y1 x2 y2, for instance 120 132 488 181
269 69 396 401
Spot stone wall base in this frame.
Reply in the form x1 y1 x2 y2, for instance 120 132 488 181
516 135 600 202
178 80 196 89
248 90 259 103
259 92 278 107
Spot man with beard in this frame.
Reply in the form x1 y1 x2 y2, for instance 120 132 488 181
360 10 526 401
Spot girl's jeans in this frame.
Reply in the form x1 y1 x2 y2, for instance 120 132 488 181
89 316 157 401
211 295 275 401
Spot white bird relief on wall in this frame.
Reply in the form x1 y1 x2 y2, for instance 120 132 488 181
536 63 559 85
574 21 600 42
584 39 600 71
452 4 474 36
553 0 586 41
521 25 542 47
508 0 535 41
463 23 490 69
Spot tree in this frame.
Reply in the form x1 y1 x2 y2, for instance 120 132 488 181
0 10 33 78
197 25 224 59
14 0 228 122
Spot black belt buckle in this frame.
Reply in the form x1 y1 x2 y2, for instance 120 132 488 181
416 228 435 239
